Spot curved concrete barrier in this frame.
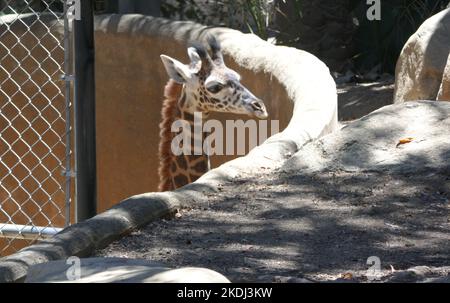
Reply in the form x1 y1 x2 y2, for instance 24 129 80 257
25 257 230 283
0 14 338 282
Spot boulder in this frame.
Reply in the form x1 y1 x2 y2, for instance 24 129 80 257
25 257 230 283
385 266 450 283
284 100 450 174
394 9 450 103
437 54 450 101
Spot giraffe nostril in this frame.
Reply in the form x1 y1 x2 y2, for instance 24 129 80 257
251 101 263 111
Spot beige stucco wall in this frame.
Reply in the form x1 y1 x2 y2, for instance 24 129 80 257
1 14 337 255
94 15 296 211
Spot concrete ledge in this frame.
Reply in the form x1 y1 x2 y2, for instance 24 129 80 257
25 257 230 283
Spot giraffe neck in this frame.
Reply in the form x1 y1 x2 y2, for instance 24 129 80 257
158 80 210 192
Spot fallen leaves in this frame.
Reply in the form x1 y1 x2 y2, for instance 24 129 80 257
396 137 414 148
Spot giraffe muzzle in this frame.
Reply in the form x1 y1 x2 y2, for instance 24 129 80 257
249 99 269 119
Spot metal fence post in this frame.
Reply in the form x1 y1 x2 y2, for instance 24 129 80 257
73 0 96 222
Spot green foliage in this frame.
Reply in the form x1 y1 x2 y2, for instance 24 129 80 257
161 0 449 74
160 0 276 39
351 0 449 73
0 0 64 15
0 0 35 14
242 0 274 40
5 0 446 74
270 0 303 45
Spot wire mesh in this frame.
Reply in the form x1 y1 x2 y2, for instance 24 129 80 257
0 0 71 256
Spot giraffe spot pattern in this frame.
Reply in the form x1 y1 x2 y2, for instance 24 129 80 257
171 161 177 173
192 160 208 172
173 174 189 187
176 156 188 170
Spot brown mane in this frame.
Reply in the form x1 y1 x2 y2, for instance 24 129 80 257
158 79 182 191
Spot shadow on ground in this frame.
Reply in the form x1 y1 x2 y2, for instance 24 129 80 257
338 79 394 121
96 101 450 282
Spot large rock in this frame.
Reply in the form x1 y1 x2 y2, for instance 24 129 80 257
394 9 450 103
25 257 230 283
285 100 450 174
437 54 450 101
385 266 450 283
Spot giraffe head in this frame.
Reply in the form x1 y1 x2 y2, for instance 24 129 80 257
160 36 268 119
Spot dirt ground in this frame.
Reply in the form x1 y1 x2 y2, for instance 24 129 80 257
337 77 395 121
95 80 450 283
96 167 450 282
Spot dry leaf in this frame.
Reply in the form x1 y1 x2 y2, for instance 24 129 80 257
341 272 353 280
396 137 414 147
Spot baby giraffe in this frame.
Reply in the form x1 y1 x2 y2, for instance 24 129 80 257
158 36 268 191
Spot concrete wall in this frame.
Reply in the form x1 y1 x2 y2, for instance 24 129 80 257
94 15 295 212
0 14 337 255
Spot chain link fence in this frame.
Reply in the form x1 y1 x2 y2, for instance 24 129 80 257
0 0 72 256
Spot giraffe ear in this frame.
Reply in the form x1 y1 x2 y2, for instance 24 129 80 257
187 47 202 72
160 54 192 84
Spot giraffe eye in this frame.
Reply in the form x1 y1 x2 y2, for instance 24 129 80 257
206 83 224 94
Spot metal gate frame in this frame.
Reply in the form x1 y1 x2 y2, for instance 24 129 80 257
0 0 96 254
72 0 96 223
